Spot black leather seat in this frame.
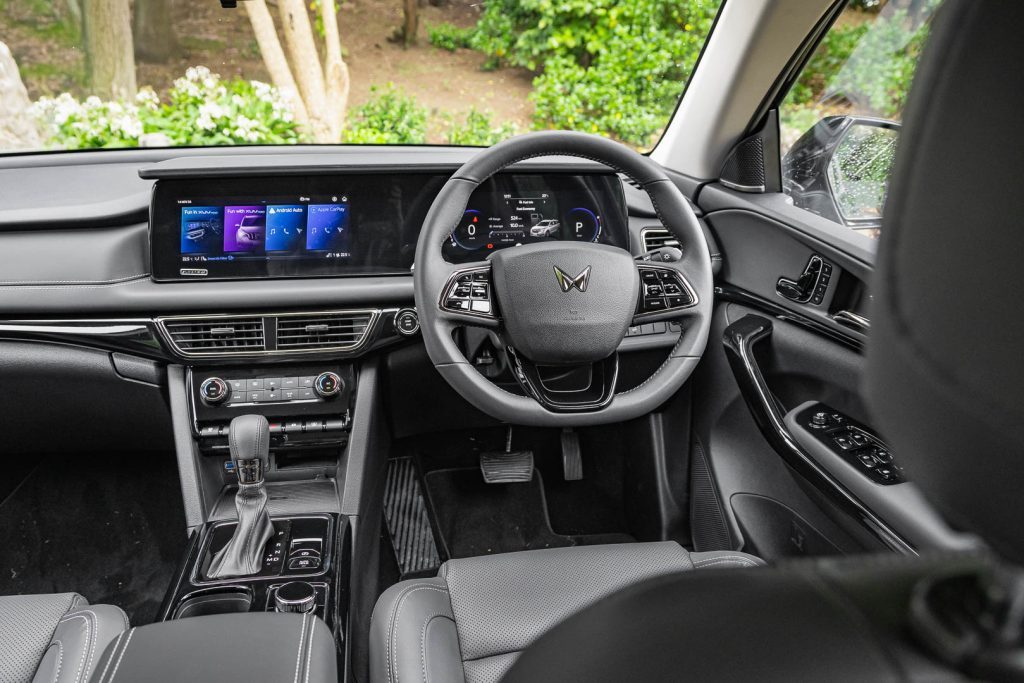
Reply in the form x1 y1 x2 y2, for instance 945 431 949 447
0 593 127 683
369 542 761 683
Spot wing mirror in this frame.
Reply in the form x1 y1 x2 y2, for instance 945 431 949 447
782 116 900 235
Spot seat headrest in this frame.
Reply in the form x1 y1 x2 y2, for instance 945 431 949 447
866 0 1024 562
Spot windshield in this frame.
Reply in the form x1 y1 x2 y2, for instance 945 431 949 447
0 0 723 154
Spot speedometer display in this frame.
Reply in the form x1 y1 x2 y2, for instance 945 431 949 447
443 173 626 263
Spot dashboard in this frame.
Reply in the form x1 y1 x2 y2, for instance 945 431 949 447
150 172 627 281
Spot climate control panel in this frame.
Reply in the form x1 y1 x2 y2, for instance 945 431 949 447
190 364 354 436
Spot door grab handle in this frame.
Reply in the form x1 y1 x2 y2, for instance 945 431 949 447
832 310 870 332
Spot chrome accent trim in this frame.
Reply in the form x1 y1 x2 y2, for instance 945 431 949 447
157 308 381 359
832 310 871 332
720 179 766 193
438 264 497 321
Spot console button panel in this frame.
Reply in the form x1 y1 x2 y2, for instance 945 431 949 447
795 403 905 485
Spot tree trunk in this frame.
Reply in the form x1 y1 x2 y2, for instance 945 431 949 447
243 0 310 129
401 0 419 46
320 0 349 139
83 0 136 100
133 0 179 63
277 0 332 142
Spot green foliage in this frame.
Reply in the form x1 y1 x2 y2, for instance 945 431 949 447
427 22 475 52
469 0 722 148
787 23 868 107
30 67 305 150
445 108 517 146
342 84 428 144
786 8 934 118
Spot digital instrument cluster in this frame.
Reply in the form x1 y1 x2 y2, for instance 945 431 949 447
442 174 627 263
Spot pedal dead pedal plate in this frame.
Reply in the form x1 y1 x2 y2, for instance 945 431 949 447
480 450 534 483
383 457 441 576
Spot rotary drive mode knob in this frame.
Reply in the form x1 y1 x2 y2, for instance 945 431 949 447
314 371 343 398
274 581 317 614
200 377 229 405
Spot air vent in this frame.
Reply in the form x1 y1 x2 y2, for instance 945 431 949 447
641 227 680 252
161 316 265 355
276 311 374 351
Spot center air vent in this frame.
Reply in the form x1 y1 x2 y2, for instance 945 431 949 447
641 227 680 252
276 312 375 351
161 316 265 355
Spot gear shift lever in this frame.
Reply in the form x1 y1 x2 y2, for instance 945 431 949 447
207 414 274 579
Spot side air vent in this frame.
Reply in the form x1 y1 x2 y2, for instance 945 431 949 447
641 227 680 252
161 316 265 355
276 311 375 351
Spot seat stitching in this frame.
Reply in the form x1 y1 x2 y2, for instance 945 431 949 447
303 615 316 683
95 631 124 683
293 613 310 683
54 610 90 683
81 609 101 683
385 583 448 683
418 612 451 683
692 558 759 569
389 585 451 683
45 640 63 683
106 627 134 683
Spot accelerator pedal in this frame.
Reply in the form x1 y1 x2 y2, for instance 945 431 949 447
480 427 534 483
561 428 583 481
383 457 441 576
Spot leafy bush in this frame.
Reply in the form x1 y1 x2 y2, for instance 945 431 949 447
427 22 475 52
445 108 517 146
787 23 868 107
469 0 721 148
30 66 305 150
342 84 427 144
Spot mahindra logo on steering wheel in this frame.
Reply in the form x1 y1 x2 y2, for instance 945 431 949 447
553 265 592 293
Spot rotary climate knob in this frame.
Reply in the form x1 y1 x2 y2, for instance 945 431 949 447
314 371 343 398
199 377 229 405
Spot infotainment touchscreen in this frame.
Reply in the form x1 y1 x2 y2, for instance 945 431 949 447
149 172 627 281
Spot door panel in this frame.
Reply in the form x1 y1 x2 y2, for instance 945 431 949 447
690 183 972 560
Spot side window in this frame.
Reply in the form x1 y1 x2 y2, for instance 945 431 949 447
780 0 940 237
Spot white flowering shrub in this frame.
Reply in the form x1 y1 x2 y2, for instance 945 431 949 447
31 67 305 150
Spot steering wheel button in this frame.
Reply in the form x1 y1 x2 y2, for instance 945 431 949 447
641 270 660 283
471 300 492 313
472 272 489 281
644 297 667 311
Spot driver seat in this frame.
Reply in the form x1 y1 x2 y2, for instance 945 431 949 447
369 542 761 683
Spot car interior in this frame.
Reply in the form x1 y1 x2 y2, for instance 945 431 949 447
1 0 1022 681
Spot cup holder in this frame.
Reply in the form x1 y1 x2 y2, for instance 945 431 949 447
173 587 253 620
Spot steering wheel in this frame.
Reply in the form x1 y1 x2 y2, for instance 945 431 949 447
414 131 713 426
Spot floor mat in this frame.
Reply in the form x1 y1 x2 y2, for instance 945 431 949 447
423 467 632 559
383 457 441 577
0 452 186 625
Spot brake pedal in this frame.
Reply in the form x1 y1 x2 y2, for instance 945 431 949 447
561 428 583 481
480 427 534 483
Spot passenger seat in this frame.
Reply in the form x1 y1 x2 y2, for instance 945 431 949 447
0 593 127 683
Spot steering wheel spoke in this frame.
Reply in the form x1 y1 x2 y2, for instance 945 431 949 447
632 262 700 325
437 263 500 328
506 346 619 413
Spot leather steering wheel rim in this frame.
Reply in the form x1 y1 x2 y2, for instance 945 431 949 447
413 131 713 426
